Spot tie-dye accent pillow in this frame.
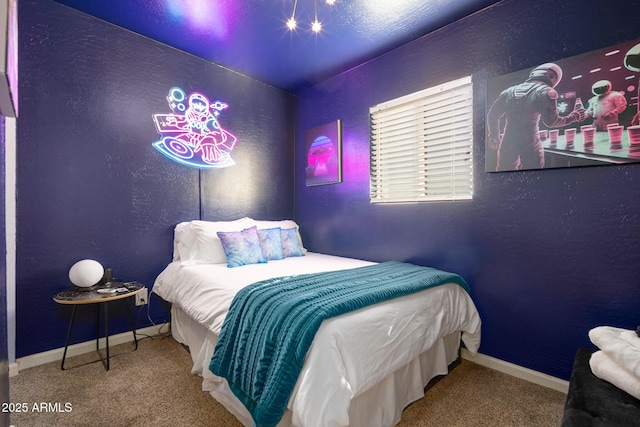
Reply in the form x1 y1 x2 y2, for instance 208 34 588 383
217 226 267 268
281 228 305 258
257 227 284 260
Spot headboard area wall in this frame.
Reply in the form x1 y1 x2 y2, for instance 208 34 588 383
16 0 295 358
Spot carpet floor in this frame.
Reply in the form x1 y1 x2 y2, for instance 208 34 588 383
9 334 566 426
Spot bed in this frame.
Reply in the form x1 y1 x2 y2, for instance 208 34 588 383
152 218 482 427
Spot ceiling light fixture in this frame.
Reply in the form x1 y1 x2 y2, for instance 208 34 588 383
287 0 336 33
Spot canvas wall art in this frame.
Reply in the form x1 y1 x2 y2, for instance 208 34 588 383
305 120 342 186
486 38 640 172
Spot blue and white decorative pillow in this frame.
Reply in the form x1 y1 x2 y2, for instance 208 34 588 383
257 227 284 260
281 227 305 258
217 226 267 268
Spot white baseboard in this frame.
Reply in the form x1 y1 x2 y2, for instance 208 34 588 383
461 349 569 394
9 363 18 378
12 327 569 395
12 323 168 376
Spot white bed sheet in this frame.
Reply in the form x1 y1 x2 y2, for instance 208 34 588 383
153 253 482 427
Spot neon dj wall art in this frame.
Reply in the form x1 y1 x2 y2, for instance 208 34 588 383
152 87 238 168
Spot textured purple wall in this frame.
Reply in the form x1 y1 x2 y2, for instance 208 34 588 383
16 1 294 357
294 0 640 380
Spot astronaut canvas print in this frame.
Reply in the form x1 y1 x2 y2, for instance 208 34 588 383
486 38 640 172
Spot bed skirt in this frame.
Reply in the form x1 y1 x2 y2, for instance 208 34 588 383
170 305 462 427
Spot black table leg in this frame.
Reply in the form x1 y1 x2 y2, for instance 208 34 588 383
126 301 138 351
96 303 101 354
95 302 110 371
104 303 110 370
60 305 78 370
59 297 138 371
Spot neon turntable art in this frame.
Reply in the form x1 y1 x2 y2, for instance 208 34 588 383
152 87 238 168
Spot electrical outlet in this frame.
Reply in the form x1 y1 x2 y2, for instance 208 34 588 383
135 287 148 306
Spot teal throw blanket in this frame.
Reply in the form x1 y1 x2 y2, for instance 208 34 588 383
209 261 469 427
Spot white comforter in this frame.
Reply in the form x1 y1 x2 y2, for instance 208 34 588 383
153 253 481 427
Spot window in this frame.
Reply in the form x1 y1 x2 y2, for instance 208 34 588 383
369 75 473 203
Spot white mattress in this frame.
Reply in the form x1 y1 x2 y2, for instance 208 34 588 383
153 253 482 427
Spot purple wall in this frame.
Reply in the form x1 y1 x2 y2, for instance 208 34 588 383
15 0 640 383
16 0 294 357
294 0 640 380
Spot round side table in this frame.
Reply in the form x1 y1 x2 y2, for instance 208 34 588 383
54 281 145 370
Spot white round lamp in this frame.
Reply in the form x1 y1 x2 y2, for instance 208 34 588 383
69 259 104 288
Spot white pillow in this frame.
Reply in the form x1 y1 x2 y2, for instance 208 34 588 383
173 218 256 265
172 222 192 262
251 218 307 253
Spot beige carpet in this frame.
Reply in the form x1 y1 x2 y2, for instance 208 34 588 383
10 334 566 426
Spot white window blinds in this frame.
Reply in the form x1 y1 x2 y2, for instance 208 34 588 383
369 75 473 203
